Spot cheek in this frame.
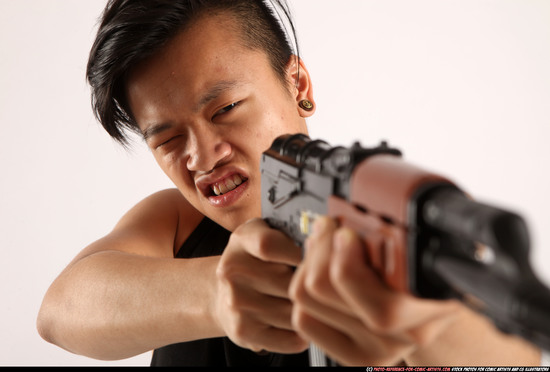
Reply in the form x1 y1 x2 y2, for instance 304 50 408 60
281 103 308 134
236 107 277 153
154 152 193 189
248 104 301 148
267 95 307 136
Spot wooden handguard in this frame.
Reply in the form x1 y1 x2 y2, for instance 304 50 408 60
327 155 455 293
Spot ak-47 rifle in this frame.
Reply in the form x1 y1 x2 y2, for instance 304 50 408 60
261 133 550 366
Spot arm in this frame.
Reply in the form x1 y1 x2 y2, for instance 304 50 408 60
37 189 221 360
289 217 542 366
37 189 307 360
406 303 542 366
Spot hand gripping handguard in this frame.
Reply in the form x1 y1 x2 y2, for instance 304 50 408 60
261 133 550 366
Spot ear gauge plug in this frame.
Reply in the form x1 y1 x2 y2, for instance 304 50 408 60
298 99 314 111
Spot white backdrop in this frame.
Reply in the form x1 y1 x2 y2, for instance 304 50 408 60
0 0 548 366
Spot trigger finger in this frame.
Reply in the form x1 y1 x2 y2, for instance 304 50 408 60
300 217 342 306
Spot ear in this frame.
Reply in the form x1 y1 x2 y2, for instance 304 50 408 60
286 55 316 117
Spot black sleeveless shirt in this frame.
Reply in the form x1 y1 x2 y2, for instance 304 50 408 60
150 217 309 366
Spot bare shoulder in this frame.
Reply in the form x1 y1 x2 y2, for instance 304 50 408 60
113 188 204 256
114 188 201 232
74 189 204 262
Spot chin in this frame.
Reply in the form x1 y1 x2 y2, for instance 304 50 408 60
217 208 261 232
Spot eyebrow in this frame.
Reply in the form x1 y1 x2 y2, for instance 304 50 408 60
142 122 173 142
194 80 242 113
141 80 242 142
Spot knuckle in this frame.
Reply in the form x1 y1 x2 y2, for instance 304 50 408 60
369 299 404 334
409 328 432 348
215 260 237 283
329 255 351 283
291 305 308 331
231 220 280 261
288 277 306 303
254 233 272 260
227 227 246 248
228 322 252 348
287 333 309 353
232 318 249 340
224 287 241 311
304 270 330 298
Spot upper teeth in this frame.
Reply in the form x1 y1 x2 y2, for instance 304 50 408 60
212 174 245 196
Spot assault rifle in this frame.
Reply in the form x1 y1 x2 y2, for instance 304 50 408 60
261 133 550 366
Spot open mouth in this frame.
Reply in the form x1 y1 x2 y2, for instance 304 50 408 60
210 173 248 196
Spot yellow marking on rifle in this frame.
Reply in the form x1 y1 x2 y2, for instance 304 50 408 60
300 211 319 236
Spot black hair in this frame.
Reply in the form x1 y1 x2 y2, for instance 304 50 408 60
86 0 300 147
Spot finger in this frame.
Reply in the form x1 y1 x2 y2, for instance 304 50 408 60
233 218 303 266
217 253 295 299
292 282 366 337
298 216 344 306
248 326 309 355
330 228 459 335
293 306 415 366
292 309 357 365
224 307 308 354
404 308 461 349
228 289 297 331
293 254 455 350
290 222 359 317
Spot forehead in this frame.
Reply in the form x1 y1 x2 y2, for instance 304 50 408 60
125 14 274 124
129 14 243 79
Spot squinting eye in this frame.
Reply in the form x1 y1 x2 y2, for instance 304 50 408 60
214 102 239 117
155 136 178 149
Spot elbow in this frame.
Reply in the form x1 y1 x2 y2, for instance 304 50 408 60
36 302 104 360
36 284 72 351
36 315 52 345
36 290 138 361
36 299 59 347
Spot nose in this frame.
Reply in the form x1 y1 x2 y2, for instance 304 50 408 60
186 129 232 172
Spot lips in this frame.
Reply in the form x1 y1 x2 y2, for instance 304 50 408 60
196 170 250 208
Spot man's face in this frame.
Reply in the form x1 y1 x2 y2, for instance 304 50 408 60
125 15 311 231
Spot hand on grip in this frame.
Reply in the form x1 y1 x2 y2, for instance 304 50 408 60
214 218 308 354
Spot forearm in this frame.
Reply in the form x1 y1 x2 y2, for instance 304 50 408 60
405 304 541 366
37 251 222 360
